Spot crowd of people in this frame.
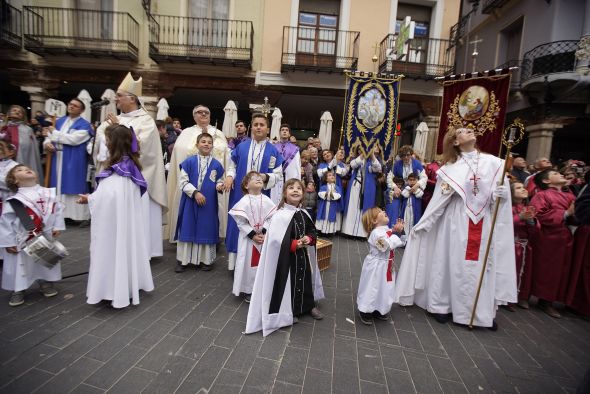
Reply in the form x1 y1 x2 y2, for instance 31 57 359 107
0 72 588 339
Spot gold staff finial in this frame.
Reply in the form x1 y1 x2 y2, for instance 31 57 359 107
372 42 380 74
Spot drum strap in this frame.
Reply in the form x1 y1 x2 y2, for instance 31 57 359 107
7 199 36 232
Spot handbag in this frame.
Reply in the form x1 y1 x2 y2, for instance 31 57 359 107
7 199 68 268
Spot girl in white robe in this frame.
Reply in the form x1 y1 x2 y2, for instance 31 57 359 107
0 165 65 306
357 207 404 325
315 171 342 234
229 171 276 302
78 125 154 308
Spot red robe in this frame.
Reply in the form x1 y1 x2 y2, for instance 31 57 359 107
566 225 590 316
422 161 440 209
529 188 576 302
512 203 537 302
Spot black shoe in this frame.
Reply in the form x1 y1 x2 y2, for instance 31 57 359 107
78 220 90 228
488 320 498 331
175 261 186 273
200 264 212 271
432 313 451 324
359 312 373 325
372 311 390 321
243 294 251 303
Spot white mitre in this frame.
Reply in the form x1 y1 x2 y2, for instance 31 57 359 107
118 72 142 96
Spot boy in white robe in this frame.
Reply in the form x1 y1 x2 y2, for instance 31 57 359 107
229 171 276 302
0 165 64 306
315 171 342 235
357 207 404 325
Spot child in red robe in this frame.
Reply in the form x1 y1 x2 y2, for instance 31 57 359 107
510 181 537 310
529 169 576 318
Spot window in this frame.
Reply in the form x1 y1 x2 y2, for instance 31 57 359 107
188 0 229 47
297 11 338 56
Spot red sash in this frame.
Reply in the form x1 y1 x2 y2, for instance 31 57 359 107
385 231 394 282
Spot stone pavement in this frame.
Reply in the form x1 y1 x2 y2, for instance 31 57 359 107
0 225 589 394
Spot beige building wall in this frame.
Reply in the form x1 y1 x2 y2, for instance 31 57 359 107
259 0 291 73
440 0 461 39
349 0 392 72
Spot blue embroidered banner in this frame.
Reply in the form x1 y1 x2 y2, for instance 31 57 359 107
342 74 402 161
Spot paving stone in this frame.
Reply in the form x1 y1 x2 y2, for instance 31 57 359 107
0 342 59 383
427 354 461 382
213 319 244 349
405 354 442 393
380 344 407 371
357 341 386 385
136 334 186 372
209 369 247 394
37 334 103 374
224 334 263 373
383 368 416 394
142 355 196 394
359 380 388 393
177 326 219 360
272 380 303 394
412 320 446 356
438 379 468 393
176 345 230 394
106 367 156 393
0 368 54 394
130 319 175 349
396 329 424 352
44 317 104 349
242 357 280 394
204 305 239 330
471 355 517 393
84 345 146 389
288 321 314 349
259 329 290 360
307 327 333 372
85 326 142 362
276 346 309 386
69 383 105 394
35 356 103 394
303 368 331 393
374 319 400 346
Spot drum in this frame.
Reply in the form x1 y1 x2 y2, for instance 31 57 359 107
23 235 69 267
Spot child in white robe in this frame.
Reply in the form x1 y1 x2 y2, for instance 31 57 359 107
315 171 342 235
229 171 276 302
0 165 65 306
357 207 404 325
78 124 154 308
400 173 424 235
0 141 18 214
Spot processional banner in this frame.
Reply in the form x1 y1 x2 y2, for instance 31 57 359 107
342 74 402 160
436 73 511 155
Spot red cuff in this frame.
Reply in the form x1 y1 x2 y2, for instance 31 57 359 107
290 240 298 252
307 235 316 246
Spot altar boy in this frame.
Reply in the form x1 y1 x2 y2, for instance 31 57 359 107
175 133 224 272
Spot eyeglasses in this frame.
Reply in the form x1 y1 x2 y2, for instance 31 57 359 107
194 110 210 116
115 93 134 98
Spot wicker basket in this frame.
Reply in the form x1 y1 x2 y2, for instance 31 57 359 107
316 238 333 271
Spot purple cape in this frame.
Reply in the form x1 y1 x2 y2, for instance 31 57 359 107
95 156 147 195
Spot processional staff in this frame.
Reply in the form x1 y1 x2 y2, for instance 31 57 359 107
468 119 525 329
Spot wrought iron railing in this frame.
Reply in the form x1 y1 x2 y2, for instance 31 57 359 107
23 6 139 60
149 14 253 67
378 34 455 78
482 0 512 14
281 26 360 72
1 3 22 49
449 9 475 47
520 40 578 83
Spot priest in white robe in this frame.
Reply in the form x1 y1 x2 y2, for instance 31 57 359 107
165 105 234 241
43 97 93 222
92 72 168 258
394 127 516 329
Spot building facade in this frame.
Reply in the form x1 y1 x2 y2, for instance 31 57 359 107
1 0 461 160
452 0 590 163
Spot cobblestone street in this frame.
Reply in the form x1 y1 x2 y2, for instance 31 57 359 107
0 225 589 393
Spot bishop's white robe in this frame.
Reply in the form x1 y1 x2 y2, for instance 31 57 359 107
165 125 234 241
229 193 276 296
86 174 154 308
93 109 168 258
394 152 517 327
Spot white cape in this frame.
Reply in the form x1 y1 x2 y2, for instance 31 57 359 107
394 153 517 327
86 174 154 308
245 205 324 336
229 194 277 296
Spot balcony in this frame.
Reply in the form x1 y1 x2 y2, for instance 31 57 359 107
149 14 253 67
520 40 579 86
449 9 474 48
23 6 139 60
482 0 512 14
495 59 521 90
1 4 22 49
281 26 359 73
378 34 455 79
